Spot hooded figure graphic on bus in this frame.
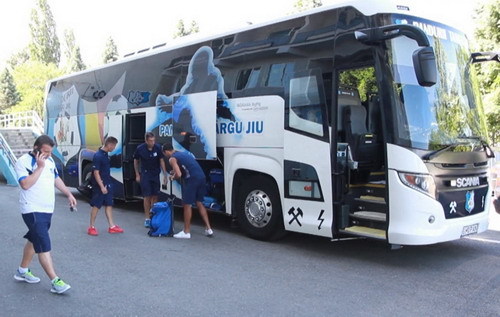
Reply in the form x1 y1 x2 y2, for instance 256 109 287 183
156 46 233 159
53 85 82 166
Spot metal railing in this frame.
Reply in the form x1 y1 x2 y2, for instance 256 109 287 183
0 131 19 186
0 111 44 135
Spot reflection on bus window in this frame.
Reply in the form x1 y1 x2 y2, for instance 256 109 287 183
236 68 261 90
289 75 323 136
267 63 295 87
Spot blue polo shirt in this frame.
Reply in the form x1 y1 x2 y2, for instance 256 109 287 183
133 143 163 176
92 148 111 185
172 151 205 181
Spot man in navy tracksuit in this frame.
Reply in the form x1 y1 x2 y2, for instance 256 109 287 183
134 132 167 227
87 136 124 236
162 143 213 239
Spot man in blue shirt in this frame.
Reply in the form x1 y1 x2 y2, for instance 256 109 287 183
134 132 167 227
162 143 213 239
87 136 124 236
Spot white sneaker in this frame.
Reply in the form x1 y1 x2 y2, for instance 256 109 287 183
205 228 214 237
173 231 191 239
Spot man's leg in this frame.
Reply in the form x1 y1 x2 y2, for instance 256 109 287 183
196 201 212 230
89 206 99 227
20 241 35 268
151 195 158 207
143 196 152 219
38 251 57 280
182 204 193 233
104 206 115 228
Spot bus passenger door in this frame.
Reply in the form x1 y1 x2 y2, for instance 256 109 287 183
283 70 334 238
123 112 146 199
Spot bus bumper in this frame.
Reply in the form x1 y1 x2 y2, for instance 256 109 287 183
387 170 490 245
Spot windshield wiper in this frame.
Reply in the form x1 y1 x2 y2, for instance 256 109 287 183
455 136 496 158
471 52 500 64
425 137 495 161
423 144 458 161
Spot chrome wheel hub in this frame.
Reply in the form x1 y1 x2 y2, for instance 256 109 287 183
244 190 272 228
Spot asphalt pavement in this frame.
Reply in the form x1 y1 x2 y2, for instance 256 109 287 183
1 182 499 317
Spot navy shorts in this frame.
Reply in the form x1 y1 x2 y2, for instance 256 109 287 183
90 184 114 208
181 177 206 205
22 212 52 253
140 174 160 197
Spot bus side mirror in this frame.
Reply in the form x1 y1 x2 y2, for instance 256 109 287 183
413 47 436 87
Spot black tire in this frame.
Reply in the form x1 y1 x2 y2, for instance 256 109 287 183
77 163 93 199
236 175 286 241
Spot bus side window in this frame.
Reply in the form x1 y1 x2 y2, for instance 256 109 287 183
288 75 325 137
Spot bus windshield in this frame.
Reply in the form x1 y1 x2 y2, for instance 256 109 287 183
387 15 488 150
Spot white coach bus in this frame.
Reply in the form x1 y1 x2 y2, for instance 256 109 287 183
44 0 496 245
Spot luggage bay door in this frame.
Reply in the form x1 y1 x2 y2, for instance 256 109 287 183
283 69 333 238
172 90 217 160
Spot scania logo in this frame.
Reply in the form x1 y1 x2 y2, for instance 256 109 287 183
451 177 480 188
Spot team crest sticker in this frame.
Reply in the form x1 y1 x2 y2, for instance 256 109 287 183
465 191 475 213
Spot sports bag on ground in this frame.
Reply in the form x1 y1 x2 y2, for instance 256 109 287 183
148 201 174 237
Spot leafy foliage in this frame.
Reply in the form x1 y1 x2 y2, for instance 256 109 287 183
63 29 86 73
292 0 322 13
0 68 21 114
173 19 200 38
473 0 500 145
28 0 60 66
102 37 119 64
10 61 63 117
339 67 377 101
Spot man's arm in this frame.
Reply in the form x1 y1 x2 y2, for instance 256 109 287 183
55 177 77 207
17 153 46 190
93 169 108 194
169 157 182 180
134 158 141 182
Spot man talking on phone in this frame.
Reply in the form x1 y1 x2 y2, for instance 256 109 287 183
13 135 77 294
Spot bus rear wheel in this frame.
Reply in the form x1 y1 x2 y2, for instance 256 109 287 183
236 176 285 241
77 163 93 199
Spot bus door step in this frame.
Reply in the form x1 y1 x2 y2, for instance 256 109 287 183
350 211 386 222
340 226 386 240
355 195 386 205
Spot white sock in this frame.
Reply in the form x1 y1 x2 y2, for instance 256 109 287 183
18 267 28 274
51 277 59 284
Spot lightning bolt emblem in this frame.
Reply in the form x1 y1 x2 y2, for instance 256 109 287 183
317 209 325 230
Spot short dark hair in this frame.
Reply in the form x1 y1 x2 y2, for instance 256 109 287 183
145 132 155 140
162 143 173 152
104 136 118 146
34 135 55 148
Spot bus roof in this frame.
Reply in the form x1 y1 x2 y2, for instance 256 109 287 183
49 0 456 82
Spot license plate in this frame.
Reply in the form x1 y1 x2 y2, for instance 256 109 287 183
461 223 479 237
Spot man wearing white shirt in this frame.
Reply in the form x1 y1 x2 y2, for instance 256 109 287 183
13 135 77 294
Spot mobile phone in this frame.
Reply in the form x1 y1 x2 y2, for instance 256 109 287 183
70 206 77 212
32 148 39 155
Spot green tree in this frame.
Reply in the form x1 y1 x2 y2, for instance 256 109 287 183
63 29 86 73
292 0 322 13
0 68 21 114
28 0 60 66
10 61 63 117
339 67 377 101
102 37 119 64
473 0 500 145
173 19 200 38
7 49 30 69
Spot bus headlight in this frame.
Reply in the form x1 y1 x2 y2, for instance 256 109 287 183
398 172 437 199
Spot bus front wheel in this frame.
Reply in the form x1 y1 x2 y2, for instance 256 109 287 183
236 176 285 241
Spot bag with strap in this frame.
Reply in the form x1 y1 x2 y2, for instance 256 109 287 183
148 201 174 237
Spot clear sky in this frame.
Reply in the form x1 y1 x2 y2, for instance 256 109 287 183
0 0 483 69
